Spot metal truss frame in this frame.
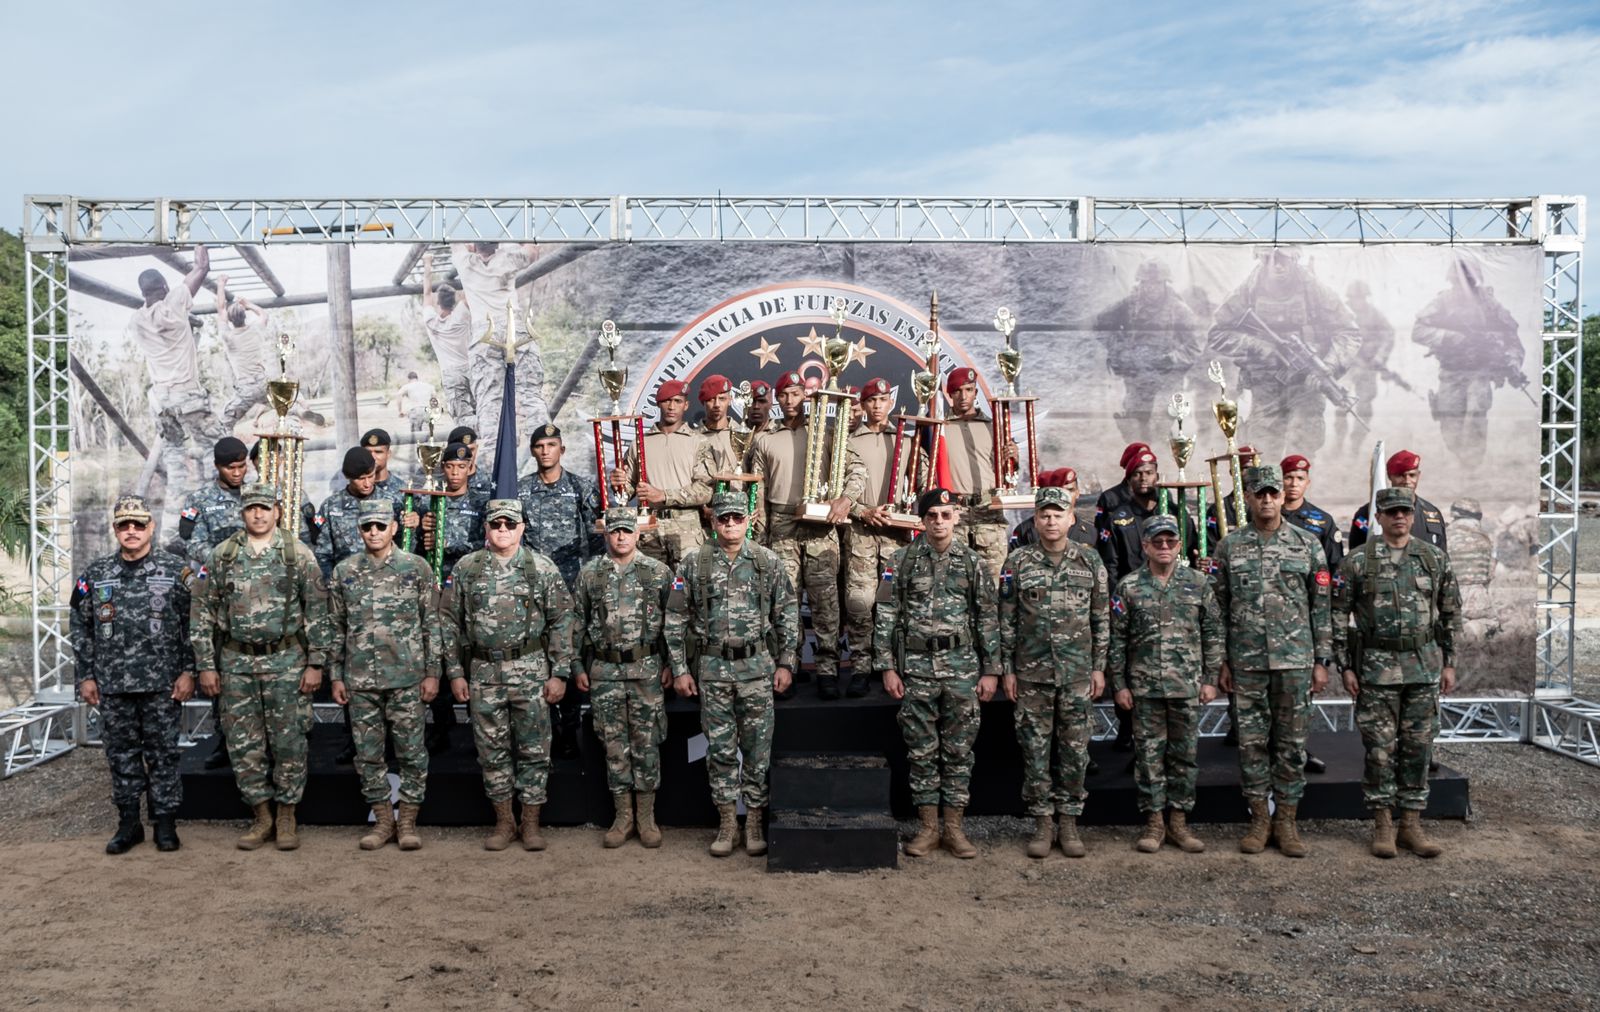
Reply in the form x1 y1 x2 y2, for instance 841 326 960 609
16 193 1587 770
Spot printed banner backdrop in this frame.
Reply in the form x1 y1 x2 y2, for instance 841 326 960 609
66 240 1542 691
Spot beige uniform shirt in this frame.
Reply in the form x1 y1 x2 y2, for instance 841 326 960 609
221 318 270 387
847 422 905 510
450 242 530 342
126 284 202 397
943 412 996 502
621 425 709 508
423 303 474 377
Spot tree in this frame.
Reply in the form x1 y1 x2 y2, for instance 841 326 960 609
1583 313 1599 488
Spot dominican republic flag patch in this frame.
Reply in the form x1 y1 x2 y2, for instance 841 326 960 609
999 568 1014 600
180 506 198 520
443 574 454 589
1203 558 1219 575
76 577 89 595
875 566 895 603
314 514 327 528
1332 573 1345 589
195 565 209 581
1110 594 1125 616
1354 515 1368 531
1098 527 1110 542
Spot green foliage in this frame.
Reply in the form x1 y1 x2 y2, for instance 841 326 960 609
1583 314 1599 487
0 229 27 489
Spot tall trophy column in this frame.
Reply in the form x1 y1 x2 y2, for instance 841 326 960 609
797 298 858 523
986 306 1038 510
589 319 655 529
255 332 307 539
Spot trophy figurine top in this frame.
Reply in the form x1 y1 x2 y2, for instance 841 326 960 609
596 319 627 415
1207 360 1240 444
912 290 943 413
417 396 446 491
824 297 852 390
730 379 755 459
993 307 1021 396
1167 391 1196 480
266 330 299 435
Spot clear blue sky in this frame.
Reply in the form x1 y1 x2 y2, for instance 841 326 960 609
3 1 1594 227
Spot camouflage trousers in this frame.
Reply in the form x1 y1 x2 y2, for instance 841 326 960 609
639 511 706 571
1113 371 1183 448
100 691 183 816
699 676 774 807
469 350 549 473
440 364 473 424
1246 372 1329 456
959 517 1008 586
469 678 552 805
1234 667 1311 804
348 685 429 806
842 524 908 662
1133 696 1201 814
766 515 841 680
1356 681 1440 811
1013 681 1092 817
591 677 667 793
218 379 271 430
220 667 313 806
1434 370 1497 461
153 386 226 524
899 674 980 809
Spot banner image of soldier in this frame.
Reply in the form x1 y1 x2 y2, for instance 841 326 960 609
1000 484 1109 859
1093 259 1207 445
1347 450 1448 553
421 250 475 421
393 371 438 439
328 499 441 851
71 495 196 855
941 367 1013 585
665 490 799 858
610 379 711 569
190 483 329 852
1333 486 1462 859
1334 279 1399 454
450 241 551 468
212 274 275 429
1447 498 1497 642
876 488 1002 860
442 498 575 852
572 507 674 849
413 440 488 753
1108 513 1223 854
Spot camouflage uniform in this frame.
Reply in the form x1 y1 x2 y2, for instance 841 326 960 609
943 410 1011 584
329 532 441 806
1447 500 1495 641
1412 261 1525 460
416 488 488 579
1093 260 1208 444
71 545 195 817
1000 537 1109 817
442 545 574 805
573 550 673 793
516 469 604 587
315 488 400 578
665 538 799 807
176 480 246 568
843 419 915 661
617 424 711 569
873 536 1001 809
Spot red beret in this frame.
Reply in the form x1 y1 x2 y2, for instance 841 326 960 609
1280 454 1311 474
1387 449 1421 475
1058 466 1077 487
775 371 805 393
862 377 891 397
749 380 771 396
846 385 862 396
697 374 731 403
1125 450 1158 476
1119 443 1152 470
1237 445 1259 464
655 380 687 404
945 367 978 395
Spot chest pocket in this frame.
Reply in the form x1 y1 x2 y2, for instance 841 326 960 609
1228 559 1260 593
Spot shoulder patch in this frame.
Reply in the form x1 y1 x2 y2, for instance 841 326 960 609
1315 570 1331 587
1110 594 1125 615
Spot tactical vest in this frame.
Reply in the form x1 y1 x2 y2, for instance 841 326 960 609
210 531 305 639
1356 540 1441 652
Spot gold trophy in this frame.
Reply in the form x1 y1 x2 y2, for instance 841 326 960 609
712 380 760 530
885 293 946 529
797 297 859 523
401 398 449 579
589 319 654 528
1158 391 1209 561
986 306 1038 510
255 331 307 539
1205 360 1248 538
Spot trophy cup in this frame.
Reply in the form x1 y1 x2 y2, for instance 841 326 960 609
711 380 760 535
400 397 449 581
1205 360 1248 538
1157 391 1210 561
589 319 655 529
255 331 307 540
986 306 1038 510
885 293 949 530
797 297 859 523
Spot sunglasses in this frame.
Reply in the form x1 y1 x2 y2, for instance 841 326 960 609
715 514 746 524
487 518 520 530
114 519 149 531
1146 536 1181 547
358 521 390 532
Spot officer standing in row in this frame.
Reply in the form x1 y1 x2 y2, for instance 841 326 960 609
360 428 405 503
1349 449 1447 553
72 494 196 854
415 441 487 754
941 368 1013 584
446 425 497 498
1009 468 1096 550
612 379 710 569
1278 454 1344 574
843 376 915 697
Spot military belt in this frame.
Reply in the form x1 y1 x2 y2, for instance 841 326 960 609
469 636 547 663
710 639 760 661
909 633 964 653
597 644 655 664
226 635 297 657
1368 633 1429 652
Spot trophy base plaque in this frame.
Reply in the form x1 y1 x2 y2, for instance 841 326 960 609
712 472 760 485
796 502 845 524
882 511 924 531
987 491 1035 510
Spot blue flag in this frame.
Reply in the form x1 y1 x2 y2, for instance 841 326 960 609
491 362 519 499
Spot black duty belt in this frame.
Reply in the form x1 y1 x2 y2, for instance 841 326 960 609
470 636 547 663
597 644 655 664
1368 633 1429 652
710 639 760 661
909 633 965 653
226 635 297 657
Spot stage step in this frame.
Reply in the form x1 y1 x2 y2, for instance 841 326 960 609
768 752 897 873
770 751 892 811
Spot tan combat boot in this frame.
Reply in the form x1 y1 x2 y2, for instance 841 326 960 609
603 792 635 849
1025 815 1055 859
1370 809 1397 858
484 799 517 851
1166 810 1205 853
274 802 300 851
1239 798 1272 854
636 791 663 848
942 809 977 859
520 804 547 851
1135 810 1165 853
744 806 768 856
1274 803 1307 858
904 805 940 857
237 801 275 851
1396 810 1442 858
396 802 422 851
359 803 395 850
709 803 740 857
1057 815 1086 858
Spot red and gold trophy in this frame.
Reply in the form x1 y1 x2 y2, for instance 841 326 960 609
590 319 655 529
885 292 945 529
797 297 859 523
986 306 1038 509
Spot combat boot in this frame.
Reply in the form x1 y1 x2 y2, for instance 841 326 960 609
396 803 422 851
904 805 940 857
237 802 275 851
1370 809 1397 859
604 792 636 848
1273 803 1307 858
153 815 181 852
484 799 517 851
1057 815 1086 858
1239 798 1272 854
520 805 547 851
744 806 768 856
1396 810 1442 858
360 804 396 850
1025 815 1055 859
1165 810 1205 853
274 802 300 851
105 804 144 855
709 803 741 857
1135 810 1164 853
942 809 977 859
636 791 663 848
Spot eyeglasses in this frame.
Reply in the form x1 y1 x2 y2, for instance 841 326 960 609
114 520 149 531
487 518 519 530
715 514 746 525
1249 488 1283 499
358 521 390 532
1147 536 1180 548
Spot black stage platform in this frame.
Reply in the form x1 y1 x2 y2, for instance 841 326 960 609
178 685 1470 826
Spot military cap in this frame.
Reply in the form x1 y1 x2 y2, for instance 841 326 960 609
697 374 731 403
916 487 956 516
213 436 248 465
710 489 748 518
241 483 278 509
655 379 688 403
1387 449 1421 476
442 441 472 463
1243 464 1283 494
1280 454 1311 474
1119 442 1152 470
529 423 562 446
1140 513 1180 540
111 494 153 523
944 366 977 395
342 446 376 479
360 428 392 448
1034 486 1073 511
1451 498 1483 520
749 379 771 396
1376 487 1415 512
446 425 478 446
357 499 395 524
486 498 524 523
1124 447 1158 475
603 506 639 532
862 377 891 398
774 370 805 393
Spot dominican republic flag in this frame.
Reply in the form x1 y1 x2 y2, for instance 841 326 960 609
919 424 954 494
491 360 520 499
1110 595 1125 616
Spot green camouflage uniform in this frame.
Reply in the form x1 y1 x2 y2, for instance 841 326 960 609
572 551 673 793
190 529 329 806
1334 538 1461 811
1108 565 1224 813
665 539 799 807
443 546 574 805
873 537 1001 809
999 541 1109 817
1209 521 1333 804
329 544 441 806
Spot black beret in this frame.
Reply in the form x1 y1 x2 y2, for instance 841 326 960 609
342 446 376 478
213 436 248 465
529 423 562 447
446 425 477 446
916 487 956 516
360 428 392 448
443 441 472 463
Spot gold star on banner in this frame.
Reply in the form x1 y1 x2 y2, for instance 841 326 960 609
750 335 782 367
797 325 827 360
847 336 875 370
